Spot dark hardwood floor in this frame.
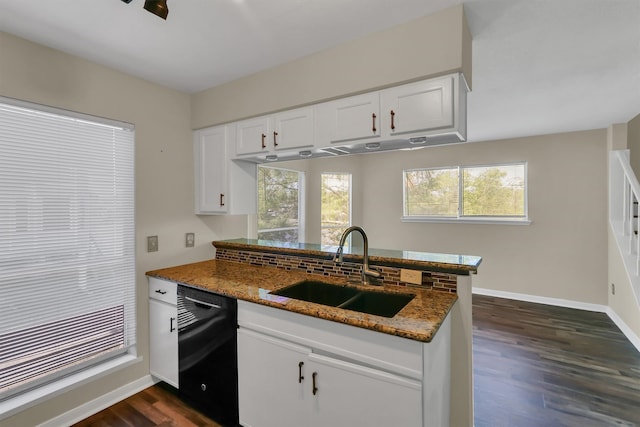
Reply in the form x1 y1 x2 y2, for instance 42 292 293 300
73 295 640 426
473 294 640 427
72 384 220 427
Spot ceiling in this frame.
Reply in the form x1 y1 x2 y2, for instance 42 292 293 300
0 0 639 142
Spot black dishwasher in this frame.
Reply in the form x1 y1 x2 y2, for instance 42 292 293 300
177 285 238 426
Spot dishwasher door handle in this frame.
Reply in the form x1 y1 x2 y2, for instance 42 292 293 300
185 295 222 309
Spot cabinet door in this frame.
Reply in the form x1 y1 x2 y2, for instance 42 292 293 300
308 353 422 427
272 107 314 151
149 299 178 388
236 116 270 155
194 126 228 214
321 92 380 144
237 328 311 427
382 76 454 136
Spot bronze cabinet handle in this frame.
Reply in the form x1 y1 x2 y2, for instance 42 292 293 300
372 113 377 133
261 133 266 149
312 372 318 395
220 193 225 206
273 131 278 147
390 110 396 130
170 317 176 332
298 361 304 383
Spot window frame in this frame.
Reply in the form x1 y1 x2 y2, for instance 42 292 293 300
402 162 531 225
320 172 353 246
256 165 305 243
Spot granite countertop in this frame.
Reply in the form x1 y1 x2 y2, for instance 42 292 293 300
214 238 482 275
146 259 457 343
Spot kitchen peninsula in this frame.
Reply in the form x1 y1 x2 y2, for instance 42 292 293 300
146 239 481 426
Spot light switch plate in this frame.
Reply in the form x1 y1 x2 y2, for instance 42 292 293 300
400 268 422 285
147 235 158 252
185 232 195 248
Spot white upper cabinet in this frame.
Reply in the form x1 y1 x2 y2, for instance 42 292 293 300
194 124 256 215
235 106 314 159
316 92 381 144
236 116 270 156
314 73 466 150
194 125 229 214
381 76 454 135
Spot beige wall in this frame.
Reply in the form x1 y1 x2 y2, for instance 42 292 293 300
0 31 247 426
191 5 472 129
629 113 640 175
287 130 608 305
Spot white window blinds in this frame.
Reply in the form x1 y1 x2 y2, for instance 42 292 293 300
0 98 136 399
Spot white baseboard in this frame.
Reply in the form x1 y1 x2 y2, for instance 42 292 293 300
473 287 640 353
37 375 157 427
472 287 608 312
605 307 640 353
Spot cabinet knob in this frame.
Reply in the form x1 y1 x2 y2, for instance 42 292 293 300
298 361 304 383
372 113 377 133
312 372 318 395
390 110 396 131
220 193 225 207
273 131 278 147
261 133 266 149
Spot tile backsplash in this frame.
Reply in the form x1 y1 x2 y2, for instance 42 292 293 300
215 248 457 293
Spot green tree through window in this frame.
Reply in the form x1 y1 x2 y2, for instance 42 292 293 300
321 173 351 245
404 163 526 219
257 166 303 242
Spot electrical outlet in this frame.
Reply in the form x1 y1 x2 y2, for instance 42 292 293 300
611 283 616 295
185 232 195 248
147 235 158 252
400 269 422 285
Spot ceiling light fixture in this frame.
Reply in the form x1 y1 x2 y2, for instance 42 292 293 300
143 0 169 20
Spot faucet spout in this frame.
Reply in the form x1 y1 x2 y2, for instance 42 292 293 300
334 226 382 285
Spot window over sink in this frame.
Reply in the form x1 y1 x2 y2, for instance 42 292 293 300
257 165 305 243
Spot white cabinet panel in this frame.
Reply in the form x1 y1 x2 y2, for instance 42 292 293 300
238 328 310 427
236 116 270 156
317 92 381 144
273 106 314 151
149 278 178 389
194 125 228 214
308 353 421 427
381 76 454 136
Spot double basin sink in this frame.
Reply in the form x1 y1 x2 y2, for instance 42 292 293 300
270 280 415 318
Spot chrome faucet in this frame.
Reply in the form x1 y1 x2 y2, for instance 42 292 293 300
335 226 382 285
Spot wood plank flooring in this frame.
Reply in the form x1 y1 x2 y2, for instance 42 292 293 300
72 384 220 427
73 295 640 426
473 294 640 426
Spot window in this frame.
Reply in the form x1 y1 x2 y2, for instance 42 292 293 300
0 98 136 401
257 166 304 243
403 163 527 221
321 173 352 246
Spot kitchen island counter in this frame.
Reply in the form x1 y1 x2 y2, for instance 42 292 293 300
146 258 457 343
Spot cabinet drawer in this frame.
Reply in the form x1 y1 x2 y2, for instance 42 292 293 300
148 277 177 305
238 300 423 379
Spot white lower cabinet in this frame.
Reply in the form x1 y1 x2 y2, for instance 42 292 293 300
238 328 310 427
148 277 178 388
237 300 451 427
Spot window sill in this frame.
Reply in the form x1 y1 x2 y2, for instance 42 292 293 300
0 352 140 421
401 216 532 225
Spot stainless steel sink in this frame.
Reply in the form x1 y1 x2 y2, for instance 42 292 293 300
270 280 415 318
